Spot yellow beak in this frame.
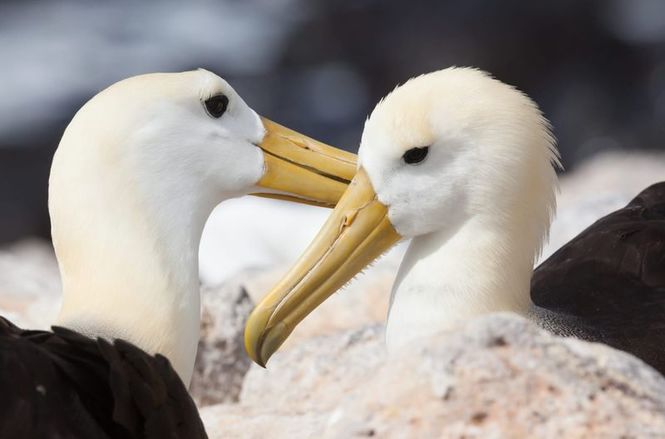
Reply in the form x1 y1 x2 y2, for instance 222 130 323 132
245 167 402 366
253 118 357 207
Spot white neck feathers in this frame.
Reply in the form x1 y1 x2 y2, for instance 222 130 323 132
385 190 555 352
49 118 214 385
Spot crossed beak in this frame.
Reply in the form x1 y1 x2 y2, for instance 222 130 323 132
245 167 403 366
253 118 357 207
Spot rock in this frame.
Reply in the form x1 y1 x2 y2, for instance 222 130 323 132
190 280 255 406
203 314 665 438
240 325 385 413
200 405 328 439
0 239 61 329
191 263 393 407
326 315 665 438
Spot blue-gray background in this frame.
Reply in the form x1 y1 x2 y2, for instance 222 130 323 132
1 0 664 243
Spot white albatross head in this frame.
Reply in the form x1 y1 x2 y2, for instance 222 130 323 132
49 70 356 383
245 67 560 366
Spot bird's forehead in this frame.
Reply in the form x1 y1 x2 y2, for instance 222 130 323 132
105 70 231 106
195 69 233 99
362 92 435 160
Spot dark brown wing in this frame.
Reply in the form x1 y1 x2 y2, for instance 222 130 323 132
531 182 665 373
0 317 207 439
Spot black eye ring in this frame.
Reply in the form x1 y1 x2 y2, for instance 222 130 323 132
204 94 229 118
402 146 429 165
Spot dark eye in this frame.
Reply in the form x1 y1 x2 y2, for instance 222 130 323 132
402 146 429 164
204 94 229 118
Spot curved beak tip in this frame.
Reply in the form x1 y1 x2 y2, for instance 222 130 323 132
245 321 291 368
244 317 267 367
244 337 275 369
244 307 286 368
244 337 268 368
255 356 267 369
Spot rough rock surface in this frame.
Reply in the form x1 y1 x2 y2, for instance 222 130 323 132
202 314 665 438
188 267 392 407
190 280 255 406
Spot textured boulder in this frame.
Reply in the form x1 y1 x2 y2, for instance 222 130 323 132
202 314 665 438
189 264 392 407
190 280 254 406
240 325 385 413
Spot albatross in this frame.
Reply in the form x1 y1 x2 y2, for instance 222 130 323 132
245 67 665 374
0 69 356 438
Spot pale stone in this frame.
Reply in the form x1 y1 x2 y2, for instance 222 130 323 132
203 315 665 438
190 281 254 406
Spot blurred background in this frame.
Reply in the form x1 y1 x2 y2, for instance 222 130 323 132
1 0 664 244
